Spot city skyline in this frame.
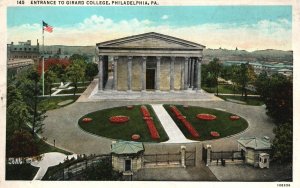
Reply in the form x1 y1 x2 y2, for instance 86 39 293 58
7 6 292 51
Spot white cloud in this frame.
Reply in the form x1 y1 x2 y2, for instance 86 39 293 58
7 16 292 51
161 15 169 20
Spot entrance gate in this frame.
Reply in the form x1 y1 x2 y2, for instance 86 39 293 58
146 69 155 90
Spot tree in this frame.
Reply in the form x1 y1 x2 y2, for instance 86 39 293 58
45 70 57 96
85 63 98 82
207 58 222 95
69 54 88 64
66 59 85 96
272 122 292 163
255 73 292 124
7 130 38 161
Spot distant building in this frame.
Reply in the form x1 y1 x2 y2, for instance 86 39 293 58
223 61 293 76
7 40 40 62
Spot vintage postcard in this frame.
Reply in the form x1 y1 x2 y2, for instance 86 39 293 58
0 0 299 187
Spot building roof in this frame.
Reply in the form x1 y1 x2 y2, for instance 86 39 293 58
111 141 144 155
238 136 271 150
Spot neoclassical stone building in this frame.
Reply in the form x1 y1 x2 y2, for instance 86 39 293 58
96 32 205 93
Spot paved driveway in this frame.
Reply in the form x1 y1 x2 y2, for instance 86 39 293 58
42 100 275 155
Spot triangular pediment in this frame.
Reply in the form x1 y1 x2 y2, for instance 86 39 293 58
97 32 205 49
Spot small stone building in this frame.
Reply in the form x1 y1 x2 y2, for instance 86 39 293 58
111 141 144 174
238 136 271 167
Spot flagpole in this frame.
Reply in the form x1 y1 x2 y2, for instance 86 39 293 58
42 21 45 96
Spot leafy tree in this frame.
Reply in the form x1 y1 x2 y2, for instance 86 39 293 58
85 63 98 82
207 58 222 95
45 70 57 96
220 65 232 81
7 130 38 160
272 122 292 163
69 54 88 64
66 59 86 95
83 159 122 180
255 73 292 124
14 67 46 134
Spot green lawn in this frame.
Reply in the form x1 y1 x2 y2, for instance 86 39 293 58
217 95 264 106
58 87 87 94
6 164 39 180
203 84 257 95
163 105 248 141
38 95 79 111
35 136 72 155
78 105 169 142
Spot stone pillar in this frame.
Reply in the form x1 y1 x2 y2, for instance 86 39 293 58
188 59 191 87
196 57 202 92
206 145 212 166
156 56 161 91
181 58 185 90
170 57 175 91
127 56 132 91
141 56 146 91
181 146 186 168
98 55 103 91
184 57 189 90
191 58 195 88
113 56 118 90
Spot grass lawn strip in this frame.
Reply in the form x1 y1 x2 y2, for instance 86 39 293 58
217 95 264 106
78 105 168 142
163 105 248 141
38 95 79 111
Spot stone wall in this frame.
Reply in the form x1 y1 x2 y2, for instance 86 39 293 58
117 56 128 91
160 58 170 91
132 57 142 91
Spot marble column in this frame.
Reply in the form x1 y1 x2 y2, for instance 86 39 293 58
113 56 118 90
196 57 202 92
98 55 103 91
156 56 161 91
170 57 175 91
191 58 195 88
184 57 189 90
127 56 132 91
141 56 146 91
181 57 185 90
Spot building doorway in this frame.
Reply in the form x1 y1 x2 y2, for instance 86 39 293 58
125 159 132 171
146 69 155 90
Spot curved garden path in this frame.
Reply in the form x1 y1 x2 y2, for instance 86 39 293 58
42 100 275 155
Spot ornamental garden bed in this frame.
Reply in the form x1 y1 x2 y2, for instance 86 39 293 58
78 105 168 142
163 104 248 141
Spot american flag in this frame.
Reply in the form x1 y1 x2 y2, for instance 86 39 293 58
43 21 53 33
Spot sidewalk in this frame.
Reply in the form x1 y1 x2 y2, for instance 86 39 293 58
151 104 197 143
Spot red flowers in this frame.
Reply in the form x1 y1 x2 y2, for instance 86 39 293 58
196 114 217 121
109 116 130 123
82 118 92 123
170 105 199 138
210 131 220 137
140 106 160 140
140 105 151 117
230 115 240 120
131 134 141 141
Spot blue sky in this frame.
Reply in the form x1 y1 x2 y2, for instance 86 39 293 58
7 6 292 51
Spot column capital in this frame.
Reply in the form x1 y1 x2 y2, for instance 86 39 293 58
170 56 176 61
99 55 104 61
128 56 133 61
113 56 119 61
142 56 147 61
197 57 203 62
156 56 162 61
184 57 189 61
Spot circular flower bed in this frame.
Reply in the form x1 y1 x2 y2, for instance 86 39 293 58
131 134 141 141
109 116 130 123
230 115 240 120
82 118 92 123
210 131 220 137
196 114 217 121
